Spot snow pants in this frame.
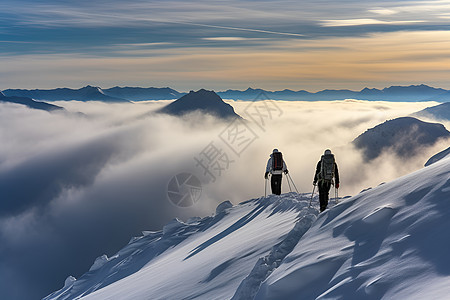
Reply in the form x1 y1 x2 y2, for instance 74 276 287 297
271 174 282 195
318 180 332 212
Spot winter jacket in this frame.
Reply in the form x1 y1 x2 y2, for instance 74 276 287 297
266 153 287 175
314 157 340 184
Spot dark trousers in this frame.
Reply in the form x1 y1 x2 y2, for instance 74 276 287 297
271 174 282 195
318 180 332 212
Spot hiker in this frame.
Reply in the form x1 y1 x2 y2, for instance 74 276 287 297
265 149 288 195
313 149 340 212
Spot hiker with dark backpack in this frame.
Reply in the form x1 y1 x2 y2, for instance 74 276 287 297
265 149 288 195
313 149 340 212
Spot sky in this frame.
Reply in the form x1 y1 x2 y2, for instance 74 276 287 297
1 0 450 91
1 98 448 299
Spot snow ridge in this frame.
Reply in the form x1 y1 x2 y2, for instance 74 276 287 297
256 156 450 299
425 146 450 166
45 156 450 300
232 209 317 300
45 194 316 300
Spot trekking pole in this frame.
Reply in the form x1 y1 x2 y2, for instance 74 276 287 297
335 187 339 204
286 173 292 192
309 184 316 207
264 178 267 197
287 173 300 193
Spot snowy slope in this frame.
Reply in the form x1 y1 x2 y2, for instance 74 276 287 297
415 102 450 121
0 94 64 111
158 89 241 119
257 156 450 299
425 147 450 166
352 117 450 160
46 156 450 300
45 195 318 300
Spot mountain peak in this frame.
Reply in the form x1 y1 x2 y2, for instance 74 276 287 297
79 85 104 93
102 86 183 101
353 117 450 160
81 85 100 89
159 89 241 119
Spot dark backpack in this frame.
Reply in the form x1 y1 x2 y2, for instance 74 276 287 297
320 154 335 181
272 152 283 170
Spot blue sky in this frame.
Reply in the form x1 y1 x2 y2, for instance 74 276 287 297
1 0 450 91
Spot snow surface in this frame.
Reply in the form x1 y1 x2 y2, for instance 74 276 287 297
46 156 450 300
352 117 450 160
425 147 450 166
415 102 450 121
45 194 318 300
256 156 450 299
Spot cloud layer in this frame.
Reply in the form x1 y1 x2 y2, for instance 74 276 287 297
1 99 448 299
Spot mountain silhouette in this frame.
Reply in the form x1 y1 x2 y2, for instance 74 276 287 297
159 89 241 119
4 84 450 102
414 102 450 121
218 84 450 101
353 117 450 160
425 147 450 166
3 86 129 102
0 93 64 112
102 87 183 101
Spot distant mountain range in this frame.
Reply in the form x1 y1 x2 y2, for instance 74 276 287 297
3 84 450 102
0 92 64 112
102 87 183 101
217 85 450 101
353 117 450 160
2 86 129 103
158 89 241 119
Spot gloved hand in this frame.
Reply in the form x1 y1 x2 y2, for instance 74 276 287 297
336 183 340 189
265 172 269 179
313 181 317 186
284 169 289 174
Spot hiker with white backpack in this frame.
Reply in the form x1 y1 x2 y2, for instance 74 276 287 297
265 149 288 195
313 149 340 212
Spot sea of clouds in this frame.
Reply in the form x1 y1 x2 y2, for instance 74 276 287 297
0 99 448 299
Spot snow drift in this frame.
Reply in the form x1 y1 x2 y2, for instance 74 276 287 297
45 195 318 300
257 156 450 299
425 147 450 166
45 156 450 300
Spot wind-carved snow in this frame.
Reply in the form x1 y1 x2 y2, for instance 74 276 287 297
425 146 450 166
46 155 450 300
256 156 450 300
45 193 318 300
232 212 317 300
